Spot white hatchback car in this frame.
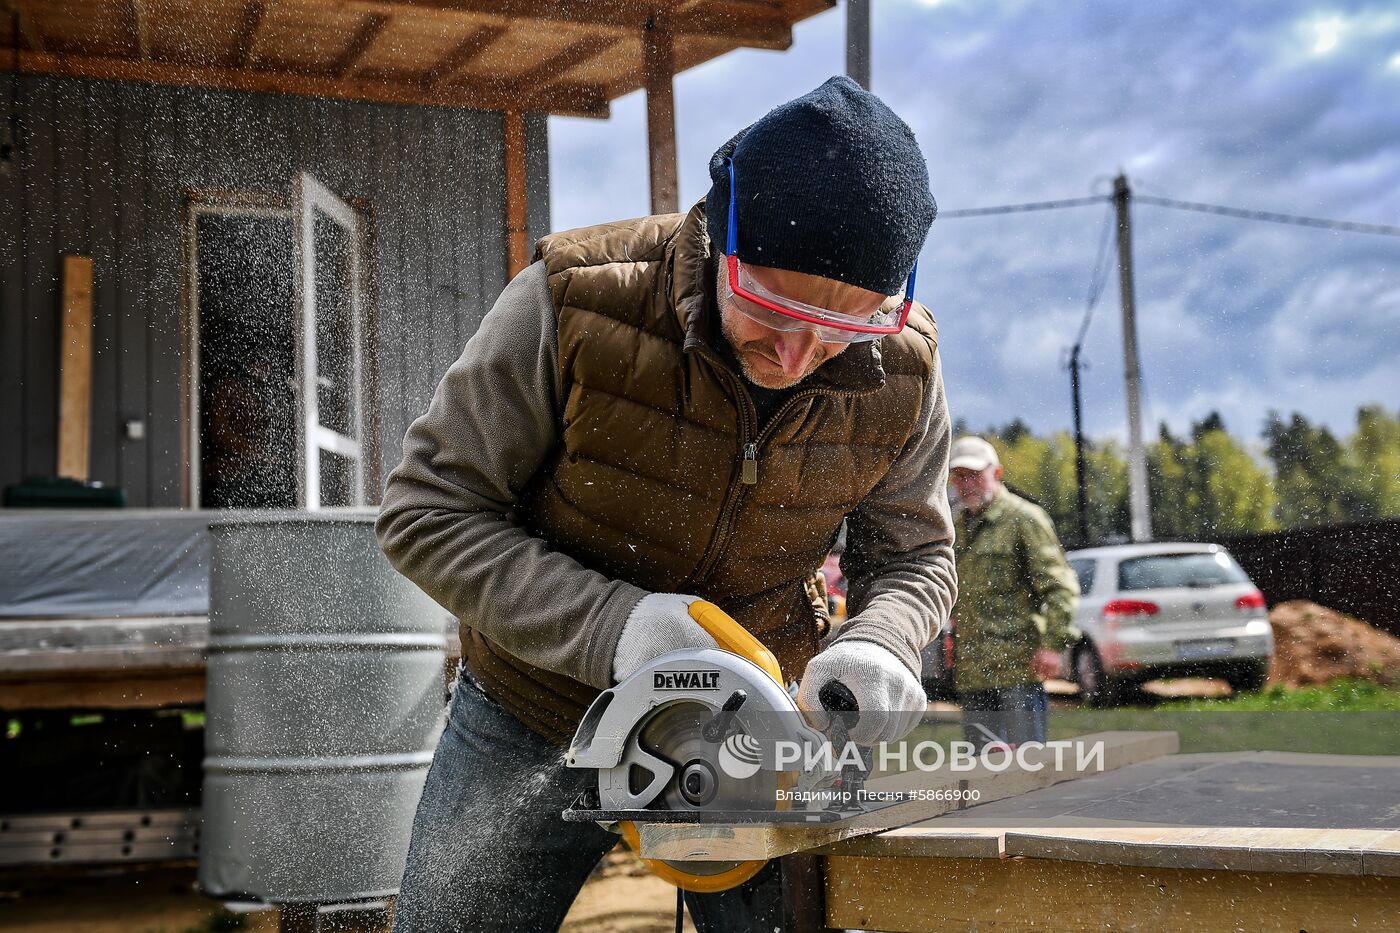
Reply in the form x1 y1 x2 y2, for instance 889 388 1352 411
1062 543 1274 705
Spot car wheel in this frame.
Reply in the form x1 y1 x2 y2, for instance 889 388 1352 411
1074 644 1120 708
1224 658 1269 694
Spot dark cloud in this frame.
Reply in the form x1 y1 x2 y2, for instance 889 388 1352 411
550 0 1400 442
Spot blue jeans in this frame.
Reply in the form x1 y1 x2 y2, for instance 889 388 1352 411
959 684 1048 750
392 670 784 932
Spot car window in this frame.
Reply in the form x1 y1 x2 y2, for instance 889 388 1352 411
1117 552 1249 591
1068 558 1095 595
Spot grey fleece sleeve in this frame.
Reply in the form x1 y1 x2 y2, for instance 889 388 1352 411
375 261 647 690
836 347 959 678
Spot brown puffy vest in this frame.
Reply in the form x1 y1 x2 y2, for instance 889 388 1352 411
463 202 939 742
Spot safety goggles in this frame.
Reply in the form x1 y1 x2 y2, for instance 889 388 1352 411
723 157 918 344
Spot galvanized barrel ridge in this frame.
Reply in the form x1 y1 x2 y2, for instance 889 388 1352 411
199 512 447 904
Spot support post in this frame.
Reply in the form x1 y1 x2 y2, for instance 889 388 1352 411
846 0 871 90
643 13 678 215
503 110 529 278
1069 344 1089 546
1113 173 1152 542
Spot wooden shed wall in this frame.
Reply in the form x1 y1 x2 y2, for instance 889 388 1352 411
0 73 551 506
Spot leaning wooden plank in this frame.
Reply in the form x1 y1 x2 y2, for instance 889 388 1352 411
58 255 95 480
636 731 1179 862
824 853 1400 933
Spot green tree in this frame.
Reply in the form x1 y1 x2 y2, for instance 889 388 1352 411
1345 405 1400 520
1194 428 1276 535
1264 412 1358 526
1150 418 1275 538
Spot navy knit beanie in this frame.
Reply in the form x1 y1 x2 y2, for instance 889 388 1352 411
705 76 936 296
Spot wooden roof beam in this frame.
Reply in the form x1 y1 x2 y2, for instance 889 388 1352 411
127 0 151 61
231 0 269 68
6 2 45 53
425 24 506 86
513 33 620 92
347 1 795 50
331 11 390 77
10 50 611 118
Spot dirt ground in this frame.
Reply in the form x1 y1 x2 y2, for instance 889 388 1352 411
1267 600 1400 688
0 852 691 933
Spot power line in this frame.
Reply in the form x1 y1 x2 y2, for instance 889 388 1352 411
1073 203 1118 351
937 190 1400 238
938 195 1107 218
1132 194 1400 237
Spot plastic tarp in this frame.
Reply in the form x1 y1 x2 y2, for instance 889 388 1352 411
0 511 213 618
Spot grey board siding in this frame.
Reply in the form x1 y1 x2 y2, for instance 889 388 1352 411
0 75 551 505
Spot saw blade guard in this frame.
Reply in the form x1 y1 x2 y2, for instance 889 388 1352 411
566 647 822 779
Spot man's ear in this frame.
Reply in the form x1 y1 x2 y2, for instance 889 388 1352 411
993 464 1004 483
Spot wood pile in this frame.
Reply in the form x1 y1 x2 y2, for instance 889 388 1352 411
1268 600 1400 687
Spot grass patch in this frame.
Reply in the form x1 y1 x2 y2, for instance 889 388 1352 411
1165 679 1400 711
899 680 1400 761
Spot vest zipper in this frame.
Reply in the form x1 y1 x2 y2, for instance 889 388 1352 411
686 365 865 588
741 443 758 485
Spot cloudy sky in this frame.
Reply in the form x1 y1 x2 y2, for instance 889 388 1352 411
547 0 1400 444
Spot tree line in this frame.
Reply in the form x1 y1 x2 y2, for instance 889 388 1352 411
954 405 1400 546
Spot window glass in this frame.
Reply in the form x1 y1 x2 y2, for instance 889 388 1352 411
1068 558 1096 595
1117 552 1249 591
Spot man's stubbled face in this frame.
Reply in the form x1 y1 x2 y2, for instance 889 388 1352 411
716 263 885 390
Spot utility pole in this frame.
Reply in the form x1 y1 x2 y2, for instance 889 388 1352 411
1068 344 1090 546
847 0 871 90
1113 173 1153 542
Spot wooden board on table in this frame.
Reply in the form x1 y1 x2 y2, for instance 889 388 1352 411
635 731 1179 863
823 750 1400 877
823 853 1400 933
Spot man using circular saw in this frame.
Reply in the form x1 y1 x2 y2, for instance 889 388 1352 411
376 76 957 932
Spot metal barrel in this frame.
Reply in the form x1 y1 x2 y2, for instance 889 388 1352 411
198 512 447 904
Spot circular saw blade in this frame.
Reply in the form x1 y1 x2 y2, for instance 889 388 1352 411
633 700 776 880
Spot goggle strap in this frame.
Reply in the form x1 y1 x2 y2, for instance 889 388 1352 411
725 158 739 256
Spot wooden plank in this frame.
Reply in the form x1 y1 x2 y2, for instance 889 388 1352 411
514 34 620 91
1002 827 1379 877
57 255 95 479
10 2 45 52
643 17 678 215
14 50 612 118
817 827 1004 860
0 672 205 711
502 110 528 278
637 732 1179 863
824 854 1400 933
424 24 507 85
331 11 390 77
230 0 269 67
128 0 150 60
347 0 797 49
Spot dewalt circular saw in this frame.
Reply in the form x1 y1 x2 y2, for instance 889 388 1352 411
563 600 857 892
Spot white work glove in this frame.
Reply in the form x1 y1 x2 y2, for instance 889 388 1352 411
797 640 927 746
611 593 718 684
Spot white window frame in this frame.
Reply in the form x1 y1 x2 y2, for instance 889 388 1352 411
294 172 366 510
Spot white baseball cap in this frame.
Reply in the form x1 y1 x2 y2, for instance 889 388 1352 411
949 436 1000 472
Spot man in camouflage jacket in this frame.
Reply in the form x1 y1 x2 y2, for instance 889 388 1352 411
948 436 1079 748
